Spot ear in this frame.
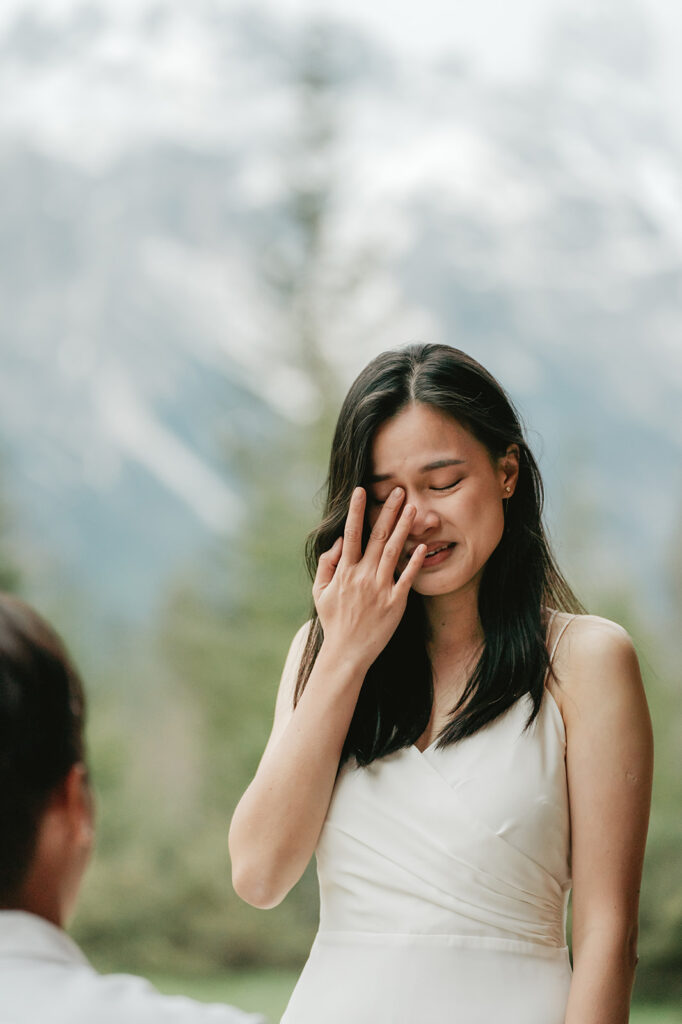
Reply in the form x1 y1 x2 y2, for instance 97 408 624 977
498 443 520 496
50 763 94 848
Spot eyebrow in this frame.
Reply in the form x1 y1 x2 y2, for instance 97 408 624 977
369 458 467 483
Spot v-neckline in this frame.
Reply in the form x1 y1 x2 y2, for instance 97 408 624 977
412 736 439 756
411 607 562 756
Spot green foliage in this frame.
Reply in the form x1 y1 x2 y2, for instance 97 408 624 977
73 424 327 972
572 579 682 993
149 968 298 1023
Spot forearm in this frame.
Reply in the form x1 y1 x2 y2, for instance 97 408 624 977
565 923 639 1024
228 641 367 909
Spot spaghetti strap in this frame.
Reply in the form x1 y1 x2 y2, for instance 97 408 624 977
549 613 575 663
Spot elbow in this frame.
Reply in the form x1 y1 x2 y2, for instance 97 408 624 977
228 816 304 908
231 866 288 910
229 830 285 909
574 915 641 975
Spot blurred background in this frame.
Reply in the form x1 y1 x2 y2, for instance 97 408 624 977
1 0 681 1019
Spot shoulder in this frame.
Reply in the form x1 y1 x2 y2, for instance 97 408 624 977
279 619 314 687
268 619 314 740
82 970 265 1023
548 612 649 735
548 608 631 646
550 612 636 677
290 618 314 654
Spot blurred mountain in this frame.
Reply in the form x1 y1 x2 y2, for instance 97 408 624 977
0 0 680 624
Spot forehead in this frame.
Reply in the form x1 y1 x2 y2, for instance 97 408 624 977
370 403 482 469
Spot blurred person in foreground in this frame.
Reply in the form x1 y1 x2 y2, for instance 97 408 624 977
0 593 265 1024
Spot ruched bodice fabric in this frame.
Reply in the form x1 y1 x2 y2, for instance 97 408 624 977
281 611 574 1023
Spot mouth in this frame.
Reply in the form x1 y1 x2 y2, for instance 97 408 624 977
425 544 450 561
423 542 456 561
401 542 457 570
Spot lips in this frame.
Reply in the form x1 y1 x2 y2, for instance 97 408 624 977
405 541 456 559
423 542 456 559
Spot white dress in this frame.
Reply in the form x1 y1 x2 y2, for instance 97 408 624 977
281 611 574 1024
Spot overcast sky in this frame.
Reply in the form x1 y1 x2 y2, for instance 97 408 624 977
2 0 681 130
272 0 682 131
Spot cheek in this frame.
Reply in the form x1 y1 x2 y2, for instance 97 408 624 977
476 501 505 552
460 492 504 546
466 482 502 519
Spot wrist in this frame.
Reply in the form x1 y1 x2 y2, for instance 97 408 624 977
317 637 372 678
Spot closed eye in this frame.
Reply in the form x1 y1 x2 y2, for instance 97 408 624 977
432 480 462 491
370 480 463 505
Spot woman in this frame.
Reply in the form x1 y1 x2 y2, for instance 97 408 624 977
229 344 653 1024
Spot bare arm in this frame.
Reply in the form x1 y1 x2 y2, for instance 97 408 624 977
228 628 368 910
560 617 654 1024
228 485 426 909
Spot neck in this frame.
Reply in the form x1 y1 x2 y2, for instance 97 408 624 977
423 582 484 656
12 872 64 929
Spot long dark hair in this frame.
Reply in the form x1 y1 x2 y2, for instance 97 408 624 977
295 343 586 767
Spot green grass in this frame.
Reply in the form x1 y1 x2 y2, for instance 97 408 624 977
149 969 297 1022
148 970 681 1023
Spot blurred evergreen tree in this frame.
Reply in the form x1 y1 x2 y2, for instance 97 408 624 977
151 23 354 969
75 19 378 972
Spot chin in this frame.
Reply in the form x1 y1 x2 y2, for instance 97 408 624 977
412 575 463 597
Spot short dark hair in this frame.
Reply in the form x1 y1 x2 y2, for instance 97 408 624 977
0 594 86 903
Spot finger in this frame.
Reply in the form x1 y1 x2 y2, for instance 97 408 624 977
363 486 406 566
314 536 343 590
340 487 365 565
376 501 417 583
393 542 427 597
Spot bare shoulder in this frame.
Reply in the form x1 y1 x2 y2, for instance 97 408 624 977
258 619 314 764
278 620 313 696
547 611 648 730
272 619 314 719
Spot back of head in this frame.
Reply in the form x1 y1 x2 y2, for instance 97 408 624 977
0 594 86 905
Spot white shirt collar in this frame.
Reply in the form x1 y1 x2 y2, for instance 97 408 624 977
0 910 90 967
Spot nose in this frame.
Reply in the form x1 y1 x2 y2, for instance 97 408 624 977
406 493 440 538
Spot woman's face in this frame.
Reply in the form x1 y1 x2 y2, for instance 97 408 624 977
366 402 518 599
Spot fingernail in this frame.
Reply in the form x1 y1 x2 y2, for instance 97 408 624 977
392 486 403 498
404 503 415 514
